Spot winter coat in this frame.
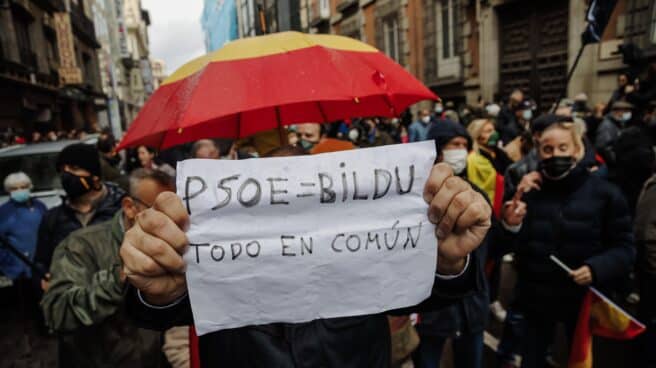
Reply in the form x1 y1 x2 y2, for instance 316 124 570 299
0 198 47 279
506 165 635 318
595 114 624 165
126 256 482 368
34 182 125 271
636 174 656 321
41 211 162 368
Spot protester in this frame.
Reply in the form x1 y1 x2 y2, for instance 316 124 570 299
297 122 355 153
443 101 460 124
635 172 656 367
35 143 126 281
97 133 128 191
412 120 492 368
41 169 171 367
604 73 630 115
466 119 513 216
497 90 524 144
137 145 176 176
357 118 395 147
119 159 491 367
595 100 634 165
191 139 221 159
0 172 47 280
501 121 635 368
408 109 433 142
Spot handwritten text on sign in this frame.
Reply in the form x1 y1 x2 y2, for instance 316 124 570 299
176 141 437 335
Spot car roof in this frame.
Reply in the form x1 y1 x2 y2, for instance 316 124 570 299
0 134 99 158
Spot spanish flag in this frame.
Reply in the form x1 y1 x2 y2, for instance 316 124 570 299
568 287 645 368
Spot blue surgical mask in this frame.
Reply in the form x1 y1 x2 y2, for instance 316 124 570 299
522 109 533 121
299 139 316 151
10 189 31 203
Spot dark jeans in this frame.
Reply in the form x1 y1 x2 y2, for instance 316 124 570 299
518 314 577 368
496 307 525 365
413 332 484 368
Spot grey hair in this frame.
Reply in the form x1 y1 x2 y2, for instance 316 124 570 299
4 172 32 192
128 168 175 197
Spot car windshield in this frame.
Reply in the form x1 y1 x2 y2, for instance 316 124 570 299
0 153 61 195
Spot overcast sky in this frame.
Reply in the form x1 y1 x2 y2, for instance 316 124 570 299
141 0 206 75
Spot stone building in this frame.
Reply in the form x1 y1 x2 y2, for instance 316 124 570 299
121 0 150 125
0 0 105 135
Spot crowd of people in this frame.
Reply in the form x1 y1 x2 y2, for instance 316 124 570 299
1 64 656 368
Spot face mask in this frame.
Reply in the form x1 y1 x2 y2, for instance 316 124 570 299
10 189 30 203
522 109 533 121
434 106 443 114
348 129 359 142
61 172 96 199
299 139 316 151
486 131 500 147
442 149 468 175
621 112 632 123
539 156 576 180
421 116 431 124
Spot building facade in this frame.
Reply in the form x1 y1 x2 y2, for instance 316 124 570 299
120 0 150 125
0 0 106 136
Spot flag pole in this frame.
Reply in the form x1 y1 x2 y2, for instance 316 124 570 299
550 254 646 329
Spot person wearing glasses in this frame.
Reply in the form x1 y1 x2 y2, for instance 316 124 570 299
41 168 175 368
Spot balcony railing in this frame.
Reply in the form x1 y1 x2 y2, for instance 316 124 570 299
69 5 99 47
309 0 330 26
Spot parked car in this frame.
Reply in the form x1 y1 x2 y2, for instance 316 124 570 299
0 135 98 209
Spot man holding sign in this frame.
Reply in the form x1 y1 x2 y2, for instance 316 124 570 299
120 142 491 367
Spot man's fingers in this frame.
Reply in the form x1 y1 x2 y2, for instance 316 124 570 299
428 176 470 224
423 163 454 203
152 192 190 232
453 195 492 235
130 230 187 273
120 238 167 277
137 207 189 254
437 190 477 239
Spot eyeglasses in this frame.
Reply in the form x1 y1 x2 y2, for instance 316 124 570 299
131 195 153 208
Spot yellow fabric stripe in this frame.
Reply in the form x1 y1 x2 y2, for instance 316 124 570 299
163 31 378 85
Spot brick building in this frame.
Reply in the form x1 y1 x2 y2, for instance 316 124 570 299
0 0 105 136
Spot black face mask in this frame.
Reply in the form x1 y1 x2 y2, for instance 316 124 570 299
539 156 576 181
105 155 121 167
61 172 97 199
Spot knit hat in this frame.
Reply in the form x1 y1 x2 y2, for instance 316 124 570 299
57 143 102 177
530 114 571 134
427 120 471 154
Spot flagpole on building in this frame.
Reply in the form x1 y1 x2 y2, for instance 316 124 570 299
551 44 587 113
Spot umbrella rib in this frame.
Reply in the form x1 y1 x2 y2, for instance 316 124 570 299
316 101 328 122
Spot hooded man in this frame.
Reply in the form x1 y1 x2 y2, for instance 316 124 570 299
35 143 126 281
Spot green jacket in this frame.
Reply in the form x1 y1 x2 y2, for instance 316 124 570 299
41 211 162 368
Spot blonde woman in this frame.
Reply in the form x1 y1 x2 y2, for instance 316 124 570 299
502 122 634 367
466 119 513 216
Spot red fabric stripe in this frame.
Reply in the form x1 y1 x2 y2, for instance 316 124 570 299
190 325 200 368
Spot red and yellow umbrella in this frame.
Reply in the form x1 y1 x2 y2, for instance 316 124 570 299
117 31 437 150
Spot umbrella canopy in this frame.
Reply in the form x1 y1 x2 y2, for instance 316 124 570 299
117 31 437 150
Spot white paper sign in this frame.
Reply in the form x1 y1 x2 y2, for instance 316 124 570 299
176 141 438 335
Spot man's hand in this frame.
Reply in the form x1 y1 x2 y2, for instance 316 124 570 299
571 265 593 286
120 192 189 305
423 163 492 275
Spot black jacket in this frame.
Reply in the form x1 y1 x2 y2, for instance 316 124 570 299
35 182 125 271
126 259 481 368
507 165 635 318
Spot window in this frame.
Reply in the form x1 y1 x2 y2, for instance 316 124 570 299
435 0 460 78
383 16 399 62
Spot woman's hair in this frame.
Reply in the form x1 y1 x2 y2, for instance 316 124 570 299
138 145 157 155
539 122 585 161
3 172 32 192
467 118 493 152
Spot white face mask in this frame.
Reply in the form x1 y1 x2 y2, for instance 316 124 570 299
421 116 431 124
442 149 468 175
621 112 632 123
